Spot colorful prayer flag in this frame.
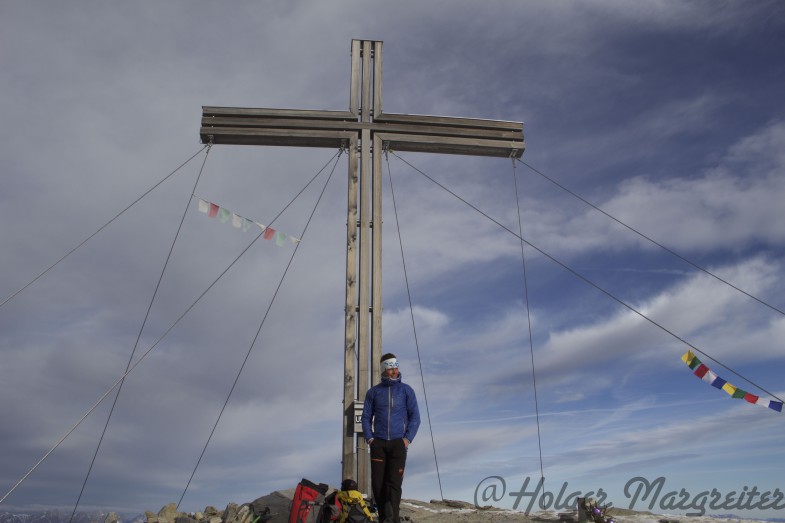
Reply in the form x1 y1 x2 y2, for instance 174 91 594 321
681 350 782 413
196 198 298 247
682 350 701 370
763 400 781 412
700 369 717 385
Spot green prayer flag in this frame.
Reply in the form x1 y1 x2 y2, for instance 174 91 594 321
732 388 747 399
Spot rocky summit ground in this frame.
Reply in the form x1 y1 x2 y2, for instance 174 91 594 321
140 488 770 523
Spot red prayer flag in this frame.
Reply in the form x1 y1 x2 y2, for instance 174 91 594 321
744 393 760 404
264 227 276 240
209 203 219 218
693 364 710 379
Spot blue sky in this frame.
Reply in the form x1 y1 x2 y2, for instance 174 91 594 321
2 0 785 519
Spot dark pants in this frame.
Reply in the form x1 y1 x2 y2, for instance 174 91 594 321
370 438 407 523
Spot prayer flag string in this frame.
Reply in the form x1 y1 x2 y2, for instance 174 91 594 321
682 350 782 412
195 197 301 245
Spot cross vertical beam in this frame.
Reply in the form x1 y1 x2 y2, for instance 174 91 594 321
343 132 359 489
199 39 524 496
355 39 376 490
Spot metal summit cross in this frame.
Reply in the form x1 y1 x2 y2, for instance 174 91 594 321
199 39 524 493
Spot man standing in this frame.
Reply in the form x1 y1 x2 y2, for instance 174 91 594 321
361 353 420 523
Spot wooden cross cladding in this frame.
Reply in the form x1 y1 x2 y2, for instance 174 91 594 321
199 39 524 493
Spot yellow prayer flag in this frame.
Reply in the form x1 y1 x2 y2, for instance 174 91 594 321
681 350 695 365
722 382 737 396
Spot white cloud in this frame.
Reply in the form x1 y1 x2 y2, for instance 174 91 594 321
517 120 785 257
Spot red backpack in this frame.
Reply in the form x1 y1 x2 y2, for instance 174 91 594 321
289 478 329 523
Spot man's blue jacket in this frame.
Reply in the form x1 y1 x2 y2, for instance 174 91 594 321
361 372 420 443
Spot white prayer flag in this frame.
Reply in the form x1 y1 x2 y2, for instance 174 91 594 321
198 199 209 213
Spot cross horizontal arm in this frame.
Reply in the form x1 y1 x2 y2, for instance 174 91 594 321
200 107 355 148
375 132 523 158
201 106 524 158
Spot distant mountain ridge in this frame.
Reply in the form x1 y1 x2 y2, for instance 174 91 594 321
0 512 143 523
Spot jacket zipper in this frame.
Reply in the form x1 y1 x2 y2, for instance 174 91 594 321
387 386 392 439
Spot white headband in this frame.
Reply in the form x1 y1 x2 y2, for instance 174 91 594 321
382 358 399 370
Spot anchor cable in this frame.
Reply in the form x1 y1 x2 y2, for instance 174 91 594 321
511 159 546 484
0 146 208 311
0 150 342 507
388 151 783 404
517 159 785 318
384 149 445 501
67 145 213 522
177 149 343 509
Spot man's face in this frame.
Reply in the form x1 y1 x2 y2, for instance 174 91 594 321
384 367 399 379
